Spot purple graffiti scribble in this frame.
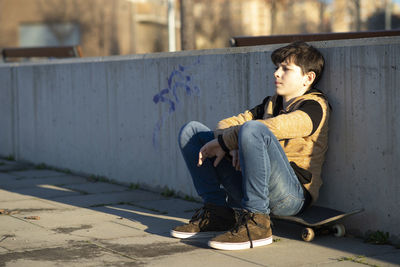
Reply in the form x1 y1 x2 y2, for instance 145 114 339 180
153 88 176 113
153 58 201 148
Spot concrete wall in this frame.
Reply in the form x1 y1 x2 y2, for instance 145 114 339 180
0 37 399 240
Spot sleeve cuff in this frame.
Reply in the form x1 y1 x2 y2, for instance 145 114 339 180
217 135 230 153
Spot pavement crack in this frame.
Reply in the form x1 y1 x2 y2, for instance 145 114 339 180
110 219 144 231
0 234 15 243
213 251 270 267
86 240 140 262
8 215 48 230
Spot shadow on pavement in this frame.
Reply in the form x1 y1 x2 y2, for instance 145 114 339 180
0 159 399 266
0 161 200 237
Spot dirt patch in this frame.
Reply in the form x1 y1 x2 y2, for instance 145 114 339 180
0 241 142 266
52 224 93 234
0 208 57 215
17 208 57 213
24 215 40 220
103 241 198 258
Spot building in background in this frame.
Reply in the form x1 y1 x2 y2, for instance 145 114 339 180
0 0 399 58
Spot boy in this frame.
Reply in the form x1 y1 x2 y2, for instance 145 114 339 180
171 41 330 250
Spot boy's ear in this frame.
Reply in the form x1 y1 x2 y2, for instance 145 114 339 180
304 71 316 87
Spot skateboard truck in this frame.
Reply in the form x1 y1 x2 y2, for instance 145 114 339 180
271 206 364 242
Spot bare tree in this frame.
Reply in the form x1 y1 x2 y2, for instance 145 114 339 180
270 0 277 35
385 0 392 30
37 0 81 45
109 0 120 55
192 0 243 49
180 0 195 50
349 0 362 31
319 0 327 32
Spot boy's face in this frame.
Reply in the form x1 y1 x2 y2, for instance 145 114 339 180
274 59 313 100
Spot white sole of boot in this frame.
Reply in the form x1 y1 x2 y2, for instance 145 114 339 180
170 230 225 239
208 236 273 250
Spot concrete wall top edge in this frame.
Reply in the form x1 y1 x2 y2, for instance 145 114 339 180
309 35 400 49
1 36 399 69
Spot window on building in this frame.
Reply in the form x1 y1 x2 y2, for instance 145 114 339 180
19 22 80 47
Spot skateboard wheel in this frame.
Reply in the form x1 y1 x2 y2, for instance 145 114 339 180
302 227 315 242
333 224 345 237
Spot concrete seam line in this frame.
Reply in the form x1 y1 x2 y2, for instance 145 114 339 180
86 240 140 261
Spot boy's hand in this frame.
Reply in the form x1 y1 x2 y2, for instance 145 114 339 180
230 150 241 171
198 139 225 167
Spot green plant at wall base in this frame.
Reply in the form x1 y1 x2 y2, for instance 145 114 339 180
337 256 378 267
365 231 390 245
35 163 48 169
89 175 109 183
184 195 199 203
161 188 176 198
129 183 140 190
34 163 72 174
5 155 15 161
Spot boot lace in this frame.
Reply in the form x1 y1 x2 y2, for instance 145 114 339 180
231 211 258 248
189 205 214 223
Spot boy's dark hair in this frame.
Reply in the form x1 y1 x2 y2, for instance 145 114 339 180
271 41 325 87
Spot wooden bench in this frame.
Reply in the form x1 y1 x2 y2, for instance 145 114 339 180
2 46 83 62
230 29 400 47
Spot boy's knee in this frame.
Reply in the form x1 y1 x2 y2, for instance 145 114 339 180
240 120 269 135
239 121 273 143
178 121 203 146
181 121 200 133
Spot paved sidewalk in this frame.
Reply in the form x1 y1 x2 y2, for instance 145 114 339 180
0 159 399 267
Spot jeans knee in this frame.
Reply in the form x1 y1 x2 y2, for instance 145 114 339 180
240 120 267 137
178 121 203 148
239 121 274 146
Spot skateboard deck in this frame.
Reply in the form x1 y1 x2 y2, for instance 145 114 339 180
271 206 364 241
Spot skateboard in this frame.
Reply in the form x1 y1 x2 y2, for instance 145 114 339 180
271 206 364 242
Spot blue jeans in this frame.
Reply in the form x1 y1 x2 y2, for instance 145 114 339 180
178 120 305 215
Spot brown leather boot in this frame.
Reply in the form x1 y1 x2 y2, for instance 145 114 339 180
171 203 236 239
208 211 272 250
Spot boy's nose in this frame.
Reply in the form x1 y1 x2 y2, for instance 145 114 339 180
274 69 280 78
